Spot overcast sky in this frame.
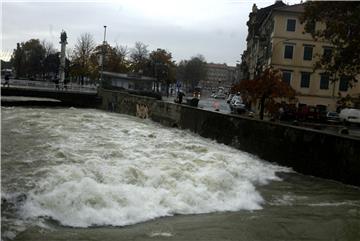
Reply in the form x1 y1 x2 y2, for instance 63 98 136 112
1 0 300 65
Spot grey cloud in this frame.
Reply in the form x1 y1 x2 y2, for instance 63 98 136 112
2 1 295 65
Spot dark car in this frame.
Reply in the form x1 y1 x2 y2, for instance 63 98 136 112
296 106 321 121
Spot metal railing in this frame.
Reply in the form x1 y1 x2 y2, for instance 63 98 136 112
1 79 98 93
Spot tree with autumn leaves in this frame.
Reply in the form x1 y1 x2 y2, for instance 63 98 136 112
301 1 360 86
232 68 296 120
301 2 360 106
149 48 176 94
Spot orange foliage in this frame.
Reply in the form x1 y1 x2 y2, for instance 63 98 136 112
232 68 296 118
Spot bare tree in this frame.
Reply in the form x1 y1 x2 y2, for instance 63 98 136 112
113 44 130 73
115 44 129 60
130 41 149 73
72 33 96 84
41 40 57 57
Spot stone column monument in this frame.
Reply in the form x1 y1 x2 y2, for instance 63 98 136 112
59 30 67 86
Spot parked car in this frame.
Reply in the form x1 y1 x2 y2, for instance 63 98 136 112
230 100 247 114
296 106 321 121
326 111 340 123
279 108 296 121
339 108 360 125
214 93 227 99
185 97 199 107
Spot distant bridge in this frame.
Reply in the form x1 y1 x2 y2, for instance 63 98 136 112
1 79 101 107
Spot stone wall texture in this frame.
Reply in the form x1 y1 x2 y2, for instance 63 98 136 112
100 89 360 186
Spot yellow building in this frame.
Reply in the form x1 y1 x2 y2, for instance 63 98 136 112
241 1 360 112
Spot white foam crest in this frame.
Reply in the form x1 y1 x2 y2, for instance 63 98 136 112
20 109 289 228
149 232 173 237
308 201 360 207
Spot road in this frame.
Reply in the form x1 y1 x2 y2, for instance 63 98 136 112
164 95 360 139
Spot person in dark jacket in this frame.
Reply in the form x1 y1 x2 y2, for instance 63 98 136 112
178 91 185 104
3 74 10 87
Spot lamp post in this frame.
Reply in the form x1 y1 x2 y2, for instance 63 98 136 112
100 25 107 87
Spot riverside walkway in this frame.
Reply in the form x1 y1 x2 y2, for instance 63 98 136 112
1 79 100 107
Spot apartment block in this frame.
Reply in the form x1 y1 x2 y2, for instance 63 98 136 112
200 63 238 91
240 1 360 111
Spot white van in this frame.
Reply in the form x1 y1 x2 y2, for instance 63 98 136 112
339 108 360 125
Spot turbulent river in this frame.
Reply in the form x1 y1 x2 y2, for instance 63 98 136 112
1 107 360 241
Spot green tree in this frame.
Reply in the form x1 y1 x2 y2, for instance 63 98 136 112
88 43 130 83
11 39 46 79
102 44 130 73
43 52 60 79
176 60 187 84
301 1 360 86
11 43 26 78
23 39 46 79
149 48 176 94
0 60 12 70
233 68 296 120
41 40 58 80
184 55 207 92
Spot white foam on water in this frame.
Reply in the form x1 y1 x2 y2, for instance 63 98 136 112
308 201 360 207
6 108 289 228
149 232 173 237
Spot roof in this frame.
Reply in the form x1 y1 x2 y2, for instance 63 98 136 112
251 1 306 37
207 63 228 68
251 1 287 30
207 63 237 69
103 71 156 81
274 3 305 14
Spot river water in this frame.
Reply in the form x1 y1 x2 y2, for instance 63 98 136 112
1 107 360 241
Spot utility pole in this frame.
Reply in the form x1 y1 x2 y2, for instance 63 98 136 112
100 25 107 87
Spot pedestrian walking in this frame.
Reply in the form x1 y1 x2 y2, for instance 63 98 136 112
55 78 60 90
178 91 185 104
3 74 10 87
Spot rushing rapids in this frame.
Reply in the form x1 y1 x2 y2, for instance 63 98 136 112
2 107 360 241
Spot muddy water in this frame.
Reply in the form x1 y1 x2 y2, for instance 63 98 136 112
2 107 359 241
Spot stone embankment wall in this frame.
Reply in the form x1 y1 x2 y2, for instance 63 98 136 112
100 89 360 186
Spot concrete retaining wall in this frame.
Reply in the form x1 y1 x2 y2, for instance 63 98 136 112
100 89 360 186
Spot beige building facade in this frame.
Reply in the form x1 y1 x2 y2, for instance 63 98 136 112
241 1 360 112
200 63 237 91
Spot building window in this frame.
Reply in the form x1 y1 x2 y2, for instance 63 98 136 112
323 47 332 62
320 74 329 89
300 72 311 88
282 70 292 85
284 45 294 59
287 19 296 32
307 20 316 33
339 76 349 92
303 45 313 61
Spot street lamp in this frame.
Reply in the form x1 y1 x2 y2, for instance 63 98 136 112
100 25 107 87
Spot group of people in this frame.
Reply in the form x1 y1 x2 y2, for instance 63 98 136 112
54 78 69 90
